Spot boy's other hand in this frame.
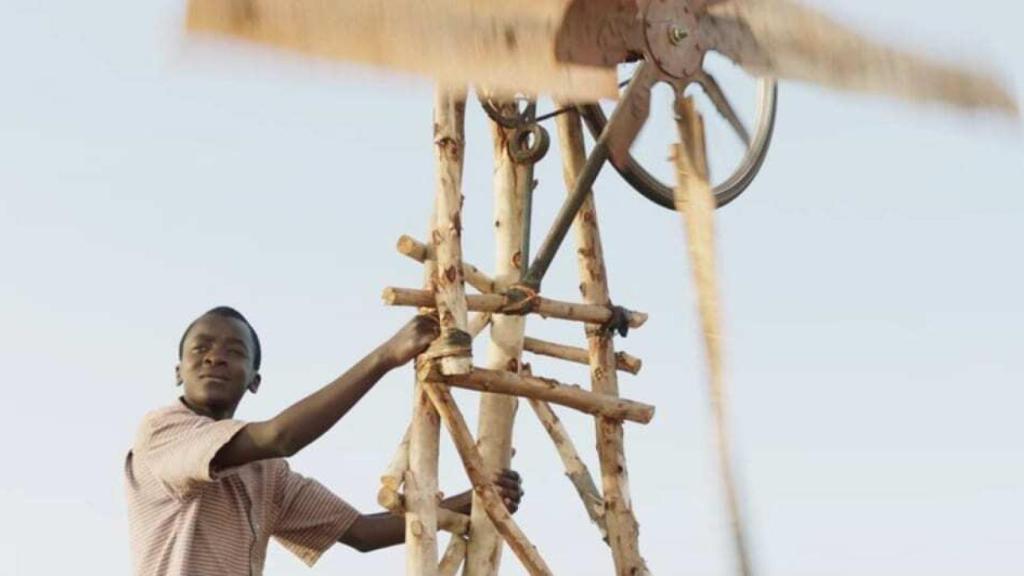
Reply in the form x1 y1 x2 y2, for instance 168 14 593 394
495 469 524 514
383 314 439 367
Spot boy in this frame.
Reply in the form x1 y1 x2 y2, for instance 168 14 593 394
125 306 523 575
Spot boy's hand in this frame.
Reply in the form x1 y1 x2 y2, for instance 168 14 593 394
383 314 439 367
495 469 524 514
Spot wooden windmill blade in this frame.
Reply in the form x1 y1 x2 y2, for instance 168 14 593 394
185 0 621 100
700 0 1018 115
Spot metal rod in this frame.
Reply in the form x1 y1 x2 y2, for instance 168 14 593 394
521 164 535 276
520 99 538 275
522 66 654 289
522 139 608 288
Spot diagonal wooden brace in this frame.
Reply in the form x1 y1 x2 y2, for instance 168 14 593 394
420 378 553 576
528 397 607 537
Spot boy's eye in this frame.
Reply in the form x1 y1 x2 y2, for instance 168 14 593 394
229 349 246 357
192 345 208 354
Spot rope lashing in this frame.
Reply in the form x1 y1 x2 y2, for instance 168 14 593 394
602 305 632 338
499 284 540 316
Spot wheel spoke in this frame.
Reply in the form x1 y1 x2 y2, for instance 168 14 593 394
697 72 751 147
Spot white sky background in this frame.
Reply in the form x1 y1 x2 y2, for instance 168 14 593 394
1 0 1022 574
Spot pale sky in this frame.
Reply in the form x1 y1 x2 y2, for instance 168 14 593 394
1 0 1022 575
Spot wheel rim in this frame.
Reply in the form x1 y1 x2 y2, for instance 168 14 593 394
580 78 778 210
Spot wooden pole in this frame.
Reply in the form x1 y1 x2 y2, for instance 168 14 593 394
408 329 441 575
421 378 553 576
382 287 648 329
404 88 460 576
523 336 642 375
465 111 529 576
431 88 473 376
673 97 753 576
556 108 650 575
435 367 654 424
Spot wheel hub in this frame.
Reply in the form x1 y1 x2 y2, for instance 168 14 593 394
643 0 704 80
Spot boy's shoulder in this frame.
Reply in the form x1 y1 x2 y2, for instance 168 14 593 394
136 401 197 433
132 401 246 453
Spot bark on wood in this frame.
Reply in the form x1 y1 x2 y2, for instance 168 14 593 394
528 398 607 537
465 110 529 576
420 379 553 576
398 234 498 294
557 109 650 575
673 97 752 576
431 88 472 376
382 288 647 328
437 367 654 424
523 336 642 375
438 536 468 576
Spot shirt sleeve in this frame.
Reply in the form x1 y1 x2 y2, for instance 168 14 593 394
133 405 247 500
270 460 361 566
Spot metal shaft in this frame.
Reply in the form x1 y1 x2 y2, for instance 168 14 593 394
522 139 608 288
522 64 656 289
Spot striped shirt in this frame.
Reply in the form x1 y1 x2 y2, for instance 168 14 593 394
125 401 360 576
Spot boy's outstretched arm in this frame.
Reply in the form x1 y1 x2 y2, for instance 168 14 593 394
211 315 439 470
340 470 524 553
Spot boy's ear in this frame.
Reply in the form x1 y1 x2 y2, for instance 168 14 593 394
248 374 262 394
175 365 182 386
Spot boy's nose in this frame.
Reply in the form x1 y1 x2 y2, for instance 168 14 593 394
203 351 227 365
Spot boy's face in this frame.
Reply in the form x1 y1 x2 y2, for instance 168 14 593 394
176 314 260 417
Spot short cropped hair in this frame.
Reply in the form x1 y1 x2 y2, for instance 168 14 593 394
178 306 262 370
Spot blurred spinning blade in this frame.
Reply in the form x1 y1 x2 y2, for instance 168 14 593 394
701 0 1018 115
186 0 621 100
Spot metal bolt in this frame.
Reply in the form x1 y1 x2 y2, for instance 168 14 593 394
668 25 688 45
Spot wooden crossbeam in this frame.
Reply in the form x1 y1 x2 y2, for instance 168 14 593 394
378 489 471 536
433 366 654 424
398 235 498 295
382 287 648 329
523 336 642 375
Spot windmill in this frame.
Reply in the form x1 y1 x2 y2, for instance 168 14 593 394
184 1 1017 574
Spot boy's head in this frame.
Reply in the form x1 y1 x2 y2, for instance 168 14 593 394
176 306 262 418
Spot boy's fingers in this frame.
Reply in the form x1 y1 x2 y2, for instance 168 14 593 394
497 483 524 499
494 476 520 491
417 312 440 328
495 469 521 484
